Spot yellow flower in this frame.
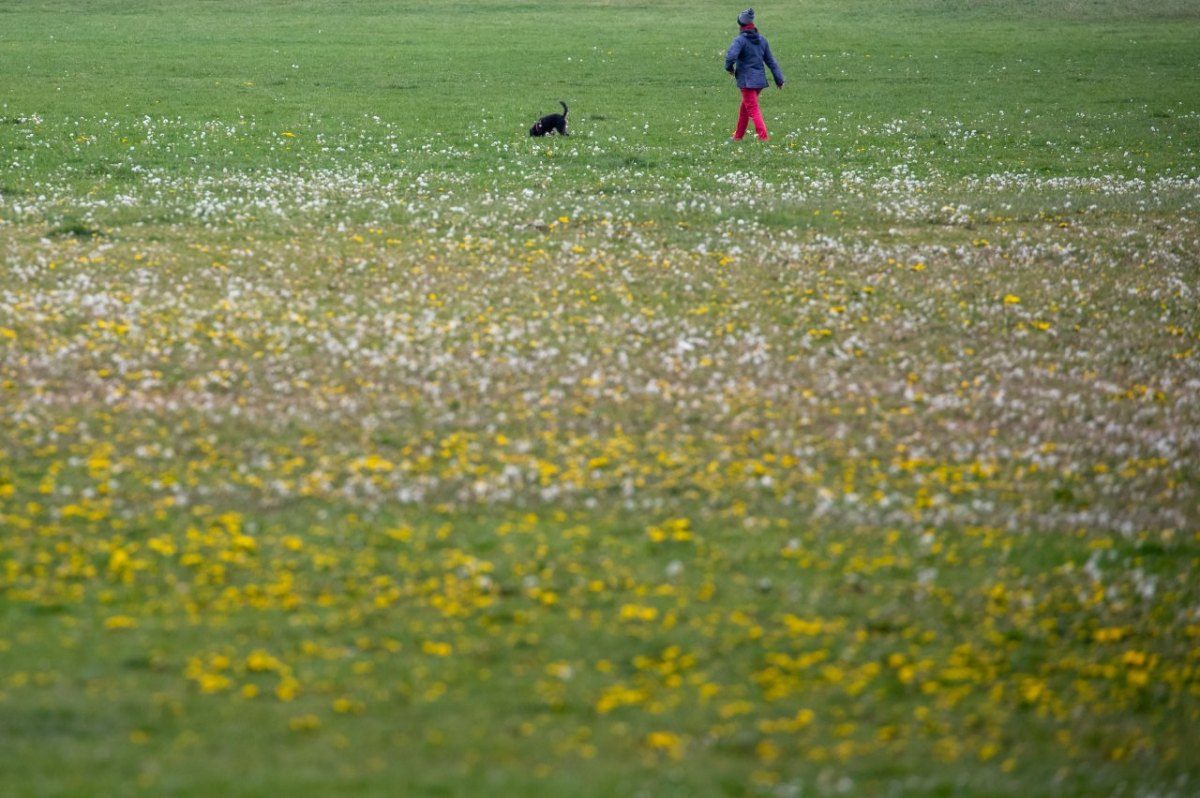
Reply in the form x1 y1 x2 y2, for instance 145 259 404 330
275 677 300 702
645 731 684 759
103 615 138 630
719 700 754 719
245 650 285 673
288 714 320 732
421 640 454 657
756 739 781 763
198 673 232 694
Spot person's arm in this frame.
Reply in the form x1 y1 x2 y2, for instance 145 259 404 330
763 40 784 87
725 38 743 76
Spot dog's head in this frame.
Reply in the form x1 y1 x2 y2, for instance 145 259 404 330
529 121 544 136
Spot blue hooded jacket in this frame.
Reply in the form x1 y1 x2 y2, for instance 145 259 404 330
725 27 784 90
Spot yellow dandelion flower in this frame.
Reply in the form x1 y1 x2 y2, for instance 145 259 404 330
103 615 138 630
756 739 781 763
288 714 320 732
645 731 684 759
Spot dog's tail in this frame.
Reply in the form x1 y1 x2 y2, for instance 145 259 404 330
560 101 568 117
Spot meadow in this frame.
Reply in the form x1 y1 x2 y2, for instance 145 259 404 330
1 0 1199 795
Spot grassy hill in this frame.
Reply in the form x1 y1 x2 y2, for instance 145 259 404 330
1 1 1198 796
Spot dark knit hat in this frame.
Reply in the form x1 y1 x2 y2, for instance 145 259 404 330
737 8 755 25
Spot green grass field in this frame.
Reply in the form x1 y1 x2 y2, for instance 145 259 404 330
2 1 1199 795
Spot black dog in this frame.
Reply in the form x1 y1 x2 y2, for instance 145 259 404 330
529 101 569 137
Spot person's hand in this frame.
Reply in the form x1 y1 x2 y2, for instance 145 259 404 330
777 82 785 90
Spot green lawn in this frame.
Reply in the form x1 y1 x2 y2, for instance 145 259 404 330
1 1 1198 796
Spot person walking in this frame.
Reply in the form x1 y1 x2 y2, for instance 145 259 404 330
725 8 784 141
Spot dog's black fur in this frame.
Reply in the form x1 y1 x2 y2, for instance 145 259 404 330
529 101 569 137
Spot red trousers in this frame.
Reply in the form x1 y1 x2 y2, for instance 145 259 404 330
734 88 768 140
